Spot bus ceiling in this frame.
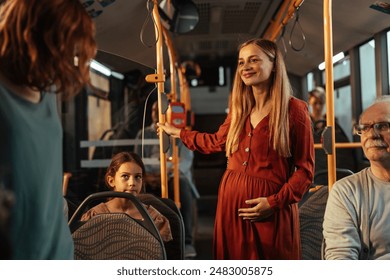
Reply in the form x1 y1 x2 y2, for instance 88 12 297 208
85 0 390 77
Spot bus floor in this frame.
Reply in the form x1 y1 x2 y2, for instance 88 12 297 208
192 195 217 260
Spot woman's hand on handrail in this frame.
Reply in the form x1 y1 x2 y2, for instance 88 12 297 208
157 122 181 138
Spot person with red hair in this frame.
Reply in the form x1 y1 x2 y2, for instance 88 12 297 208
0 0 96 259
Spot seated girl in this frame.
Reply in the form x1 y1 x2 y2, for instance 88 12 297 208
81 151 173 242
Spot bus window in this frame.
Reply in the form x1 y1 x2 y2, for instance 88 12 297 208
360 39 377 110
387 31 390 89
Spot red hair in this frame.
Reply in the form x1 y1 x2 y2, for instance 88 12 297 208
0 0 96 98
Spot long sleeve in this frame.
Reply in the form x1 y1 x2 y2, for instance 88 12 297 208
323 180 361 260
80 203 110 221
146 204 173 242
267 99 314 209
180 114 231 154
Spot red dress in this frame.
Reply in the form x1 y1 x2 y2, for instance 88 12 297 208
181 97 314 259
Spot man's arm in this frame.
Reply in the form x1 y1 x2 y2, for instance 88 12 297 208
323 181 361 259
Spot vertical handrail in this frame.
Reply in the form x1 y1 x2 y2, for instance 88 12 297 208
162 26 181 207
151 0 168 198
323 0 336 190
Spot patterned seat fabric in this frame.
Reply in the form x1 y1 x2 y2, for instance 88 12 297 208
299 186 329 260
73 213 165 260
69 191 166 260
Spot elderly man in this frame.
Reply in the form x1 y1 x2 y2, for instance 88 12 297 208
323 96 390 259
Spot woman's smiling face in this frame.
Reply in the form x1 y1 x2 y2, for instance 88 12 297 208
238 43 274 87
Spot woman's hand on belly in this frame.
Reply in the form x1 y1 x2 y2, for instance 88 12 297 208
238 197 273 221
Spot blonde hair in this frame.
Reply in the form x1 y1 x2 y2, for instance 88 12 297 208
0 0 96 98
226 38 292 157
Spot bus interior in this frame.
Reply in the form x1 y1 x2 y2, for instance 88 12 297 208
61 0 390 259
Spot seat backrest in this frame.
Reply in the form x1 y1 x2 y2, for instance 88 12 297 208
160 197 186 250
72 213 165 260
299 186 329 260
69 191 166 260
314 168 354 186
138 193 185 260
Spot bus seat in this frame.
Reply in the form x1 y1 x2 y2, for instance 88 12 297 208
314 168 354 185
62 172 72 221
62 172 72 196
299 185 329 260
138 193 185 260
160 197 188 249
68 191 166 260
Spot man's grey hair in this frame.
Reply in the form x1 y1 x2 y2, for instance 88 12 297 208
360 95 390 121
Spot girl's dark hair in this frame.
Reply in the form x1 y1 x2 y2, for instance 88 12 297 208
105 152 146 190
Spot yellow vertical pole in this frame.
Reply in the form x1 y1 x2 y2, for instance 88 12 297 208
151 0 168 198
323 0 336 189
162 27 181 207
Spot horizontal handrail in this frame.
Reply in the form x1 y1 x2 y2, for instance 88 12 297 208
80 157 161 168
80 139 159 148
314 142 361 149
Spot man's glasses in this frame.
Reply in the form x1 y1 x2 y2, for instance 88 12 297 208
353 122 390 136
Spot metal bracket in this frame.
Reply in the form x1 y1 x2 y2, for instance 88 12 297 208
145 73 165 83
162 132 170 154
321 126 333 154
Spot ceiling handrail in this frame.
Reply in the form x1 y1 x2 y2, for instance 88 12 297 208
263 0 304 42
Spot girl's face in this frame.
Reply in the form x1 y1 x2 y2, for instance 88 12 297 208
107 162 143 195
238 44 274 87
